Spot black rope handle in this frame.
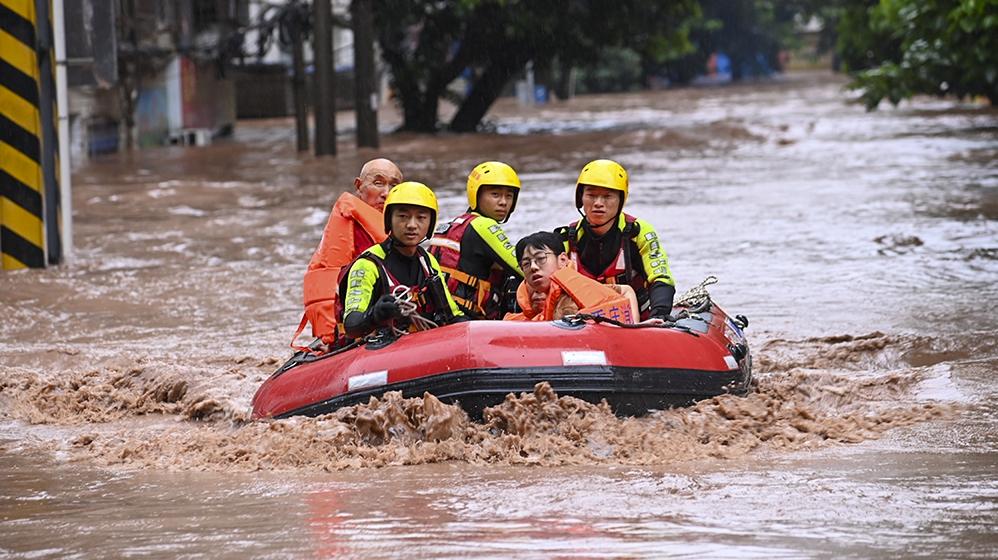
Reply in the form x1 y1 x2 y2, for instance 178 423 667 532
564 313 700 336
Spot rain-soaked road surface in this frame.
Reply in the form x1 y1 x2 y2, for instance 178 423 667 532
1 71 996 558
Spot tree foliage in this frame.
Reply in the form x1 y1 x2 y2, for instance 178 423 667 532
372 0 698 132
847 0 998 108
829 0 901 72
576 48 644 94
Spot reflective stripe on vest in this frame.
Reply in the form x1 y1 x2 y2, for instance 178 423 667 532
440 266 490 312
429 237 461 253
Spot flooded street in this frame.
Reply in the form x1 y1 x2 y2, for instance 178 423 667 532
2 71 996 557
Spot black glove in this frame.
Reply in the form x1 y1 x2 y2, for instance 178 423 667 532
371 294 403 323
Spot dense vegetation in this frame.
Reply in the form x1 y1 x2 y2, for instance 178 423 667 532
361 0 997 131
371 0 698 132
846 0 998 108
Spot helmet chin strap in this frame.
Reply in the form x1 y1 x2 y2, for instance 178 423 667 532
502 192 518 224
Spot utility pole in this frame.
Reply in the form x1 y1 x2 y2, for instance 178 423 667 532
352 0 378 148
53 0 72 257
289 7 309 153
312 0 336 156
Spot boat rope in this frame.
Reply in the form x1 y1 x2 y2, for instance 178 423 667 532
674 275 717 310
391 285 439 332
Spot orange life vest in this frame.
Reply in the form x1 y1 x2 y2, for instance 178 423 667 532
563 215 650 315
292 192 386 349
504 265 636 323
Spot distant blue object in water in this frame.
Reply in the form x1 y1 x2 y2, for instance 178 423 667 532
462 67 474 96
693 52 732 85
754 53 772 76
88 119 119 156
534 85 548 104
715 52 732 76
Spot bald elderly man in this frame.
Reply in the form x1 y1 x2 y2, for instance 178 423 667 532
293 158 404 351
352 158 404 213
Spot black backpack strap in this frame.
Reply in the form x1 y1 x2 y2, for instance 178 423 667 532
555 221 581 253
410 248 453 321
623 216 640 238
621 217 641 283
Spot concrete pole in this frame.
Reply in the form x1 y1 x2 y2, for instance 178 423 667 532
53 0 72 258
352 0 378 148
312 0 336 156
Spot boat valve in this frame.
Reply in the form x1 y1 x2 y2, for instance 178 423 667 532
734 314 749 329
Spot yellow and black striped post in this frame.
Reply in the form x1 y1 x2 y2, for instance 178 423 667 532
1 0 61 269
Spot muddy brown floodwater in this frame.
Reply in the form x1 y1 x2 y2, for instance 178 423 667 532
1 71 996 558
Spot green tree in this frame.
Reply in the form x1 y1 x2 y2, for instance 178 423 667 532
850 0 998 108
830 0 901 72
373 0 697 132
575 48 644 94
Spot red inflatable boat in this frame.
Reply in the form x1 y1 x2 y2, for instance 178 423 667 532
251 298 752 419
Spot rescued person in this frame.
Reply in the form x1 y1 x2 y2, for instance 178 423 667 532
504 231 637 323
295 158 404 349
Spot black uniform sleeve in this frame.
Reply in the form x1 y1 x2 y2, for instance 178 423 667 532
343 309 377 338
648 282 676 320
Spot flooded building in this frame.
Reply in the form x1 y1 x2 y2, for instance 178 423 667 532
66 0 244 160
64 0 361 161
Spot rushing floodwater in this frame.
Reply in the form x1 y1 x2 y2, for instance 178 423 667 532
1 71 996 558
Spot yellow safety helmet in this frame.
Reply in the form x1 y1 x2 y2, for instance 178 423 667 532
467 161 521 222
575 159 628 209
383 181 439 240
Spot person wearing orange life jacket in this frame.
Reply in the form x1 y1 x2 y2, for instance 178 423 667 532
339 182 466 339
555 159 676 321
504 231 638 323
294 158 403 351
429 161 524 319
